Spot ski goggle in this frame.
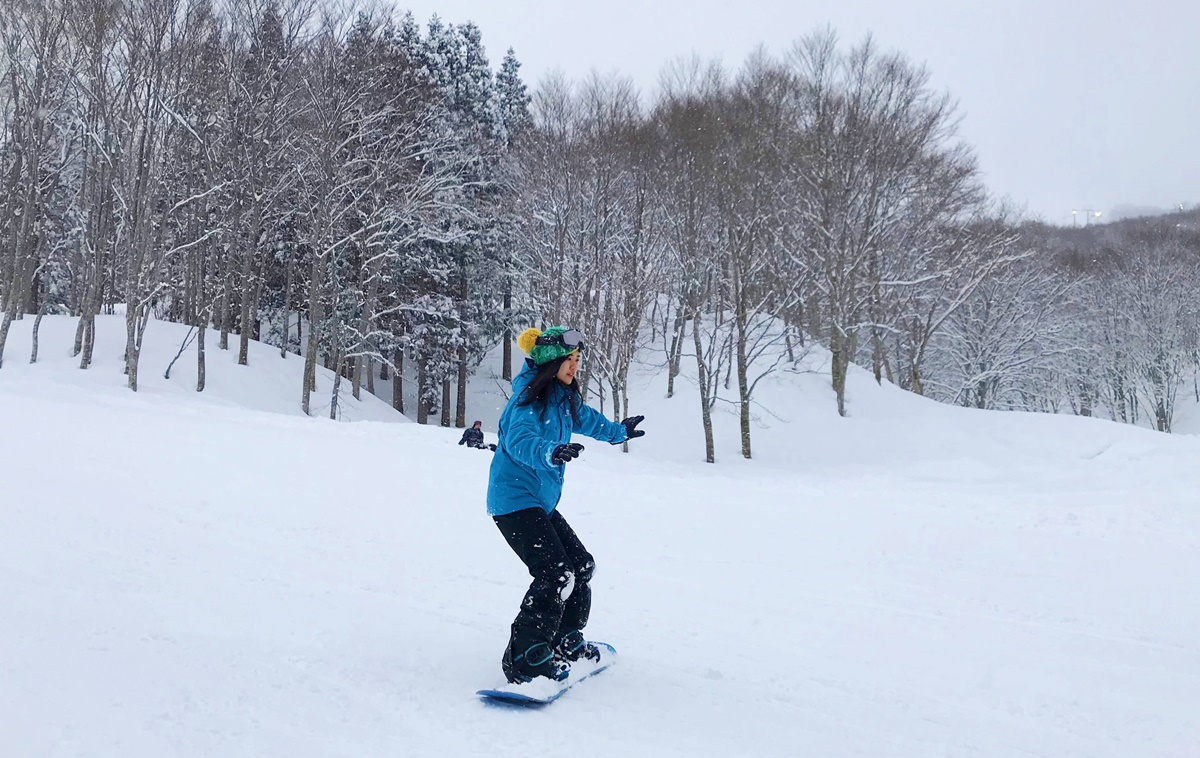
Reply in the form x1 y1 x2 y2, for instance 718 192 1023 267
536 328 585 352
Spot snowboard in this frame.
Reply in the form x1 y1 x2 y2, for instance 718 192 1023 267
477 642 616 706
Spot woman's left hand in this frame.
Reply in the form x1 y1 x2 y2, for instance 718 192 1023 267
621 415 645 439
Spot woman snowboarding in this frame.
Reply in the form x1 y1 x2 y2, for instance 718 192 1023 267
487 326 645 684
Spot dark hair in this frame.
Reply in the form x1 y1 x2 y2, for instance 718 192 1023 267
518 357 580 424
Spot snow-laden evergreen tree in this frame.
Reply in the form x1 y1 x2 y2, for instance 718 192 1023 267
492 47 533 380
409 17 508 426
496 48 531 142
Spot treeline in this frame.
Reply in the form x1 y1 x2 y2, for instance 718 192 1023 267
0 0 532 425
991 213 1200 432
2 0 1196 461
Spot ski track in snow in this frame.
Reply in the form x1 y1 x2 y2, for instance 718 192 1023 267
1 316 1199 757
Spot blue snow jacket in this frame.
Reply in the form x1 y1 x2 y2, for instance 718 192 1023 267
487 360 628 517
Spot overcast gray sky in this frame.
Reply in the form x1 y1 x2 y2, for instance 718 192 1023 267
397 0 1197 225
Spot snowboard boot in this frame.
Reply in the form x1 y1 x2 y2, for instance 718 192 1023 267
503 641 570 684
553 629 602 665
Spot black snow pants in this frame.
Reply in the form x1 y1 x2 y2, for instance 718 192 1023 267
493 507 595 650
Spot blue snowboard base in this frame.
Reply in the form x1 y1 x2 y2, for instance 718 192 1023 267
477 642 616 706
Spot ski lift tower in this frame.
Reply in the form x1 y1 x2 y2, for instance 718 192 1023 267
1071 209 1102 227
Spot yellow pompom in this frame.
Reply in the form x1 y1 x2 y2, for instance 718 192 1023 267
517 328 542 355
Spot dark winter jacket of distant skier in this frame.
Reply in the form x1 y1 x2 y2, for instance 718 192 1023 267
459 423 486 448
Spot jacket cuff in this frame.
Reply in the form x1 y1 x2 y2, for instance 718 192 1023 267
613 421 628 444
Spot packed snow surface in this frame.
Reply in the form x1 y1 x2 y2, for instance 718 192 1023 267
1 316 1198 757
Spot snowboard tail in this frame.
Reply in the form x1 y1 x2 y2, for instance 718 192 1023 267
478 642 616 706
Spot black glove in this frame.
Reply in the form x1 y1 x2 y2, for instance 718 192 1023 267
551 442 585 465
621 415 645 440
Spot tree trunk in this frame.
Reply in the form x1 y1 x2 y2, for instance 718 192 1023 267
125 306 141 392
666 305 686 399
22 270 38 319
807 296 823 341
329 351 344 421
502 286 513 381
219 277 232 350
792 302 806 349
618 382 630 454
871 325 884 385
238 223 261 366
0 310 15 369
366 357 375 397
735 315 751 460
1078 383 1092 417
351 355 362 400
392 348 404 413
168 287 181 323
280 252 295 359
1156 402 1169 433
692 312 715 464
441 378 452 427
456 346 468 427
73 312 86 356
197 323 207 392
250 277 264 343
830 326 849 417
30 301 49 363
302 295 322 415
417 359 428 424
279 311 291 358
80 313 96 369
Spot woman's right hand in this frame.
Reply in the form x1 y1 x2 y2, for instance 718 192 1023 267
551 443 585 465
621 416 645 439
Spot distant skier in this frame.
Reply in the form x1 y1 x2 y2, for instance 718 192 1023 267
458 420 495 451
487 326 645 684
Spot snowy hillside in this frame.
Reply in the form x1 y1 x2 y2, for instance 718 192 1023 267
2 318 1199 757
0 315 405 423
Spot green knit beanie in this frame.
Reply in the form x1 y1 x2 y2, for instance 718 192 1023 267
517 326 580 366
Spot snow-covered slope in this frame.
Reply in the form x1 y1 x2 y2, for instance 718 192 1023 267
0 315 405 423
2 318 1198 758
